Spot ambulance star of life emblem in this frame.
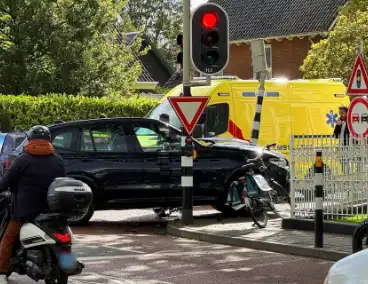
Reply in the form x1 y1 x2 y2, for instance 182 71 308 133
326 110 338 128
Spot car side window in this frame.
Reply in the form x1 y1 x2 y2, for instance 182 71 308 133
205 103 229 136
52 130 74 150
133 124 181 153
80 126 128 153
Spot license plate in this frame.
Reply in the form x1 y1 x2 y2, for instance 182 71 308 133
59 252 77 271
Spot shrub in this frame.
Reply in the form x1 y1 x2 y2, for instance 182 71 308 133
0 113 12 132
0 94 158 130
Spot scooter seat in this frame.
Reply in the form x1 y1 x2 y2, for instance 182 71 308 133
34 213 65 223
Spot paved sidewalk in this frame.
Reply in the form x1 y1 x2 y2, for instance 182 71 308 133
167 217 352 261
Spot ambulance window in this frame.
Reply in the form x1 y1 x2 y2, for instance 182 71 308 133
206 103 229 135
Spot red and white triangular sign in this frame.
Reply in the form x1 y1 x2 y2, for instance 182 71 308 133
347 54 368 96
168 96 210 134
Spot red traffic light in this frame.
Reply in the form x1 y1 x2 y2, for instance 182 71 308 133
201 12 218 29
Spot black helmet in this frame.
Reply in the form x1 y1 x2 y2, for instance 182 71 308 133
26 125 51 141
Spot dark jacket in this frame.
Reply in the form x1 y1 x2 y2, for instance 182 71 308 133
333 122 350 146
0 153 66 221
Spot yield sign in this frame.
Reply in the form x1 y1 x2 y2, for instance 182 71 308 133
167 96 210 134
347 54 368 96
347 97 368 139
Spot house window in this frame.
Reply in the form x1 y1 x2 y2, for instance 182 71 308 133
253 44 272 79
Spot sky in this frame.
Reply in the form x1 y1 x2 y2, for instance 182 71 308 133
191 0 208 8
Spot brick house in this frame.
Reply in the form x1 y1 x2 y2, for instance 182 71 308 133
210 0 347 80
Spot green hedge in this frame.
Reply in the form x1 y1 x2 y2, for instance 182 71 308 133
0 94 158 130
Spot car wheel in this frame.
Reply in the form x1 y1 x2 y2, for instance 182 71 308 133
68 202 95 226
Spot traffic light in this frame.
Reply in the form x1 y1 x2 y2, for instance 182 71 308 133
191 3 229 75
183 136 194 157
176 34 183 68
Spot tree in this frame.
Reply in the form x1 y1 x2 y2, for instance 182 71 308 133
125 0 183 63
0 0 142 96
300 0 368 82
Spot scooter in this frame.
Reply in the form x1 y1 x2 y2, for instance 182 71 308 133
0 178 91 284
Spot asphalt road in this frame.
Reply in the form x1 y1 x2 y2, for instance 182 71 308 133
9 209 331 284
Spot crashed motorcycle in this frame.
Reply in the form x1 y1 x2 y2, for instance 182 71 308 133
0 177 92 284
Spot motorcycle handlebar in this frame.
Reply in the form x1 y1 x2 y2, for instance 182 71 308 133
246 156 261 164
241 162 256 171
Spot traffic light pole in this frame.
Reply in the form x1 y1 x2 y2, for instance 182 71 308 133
181 0 193 225
183 0 191 96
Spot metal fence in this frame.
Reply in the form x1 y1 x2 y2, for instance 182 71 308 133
290 134 368 221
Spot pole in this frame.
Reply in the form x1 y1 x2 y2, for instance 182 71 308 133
183 0 191 97
314 149 324 248
250 70 267 144
181 0 193 225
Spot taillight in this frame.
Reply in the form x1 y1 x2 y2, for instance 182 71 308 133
5 159 10 169
53 232 71 244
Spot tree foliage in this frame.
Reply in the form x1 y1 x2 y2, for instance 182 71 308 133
0 93 157 130
125 0 182 63
0 0 142 96
300 0 368 81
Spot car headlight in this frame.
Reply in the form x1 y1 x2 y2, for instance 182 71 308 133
269 158 288 168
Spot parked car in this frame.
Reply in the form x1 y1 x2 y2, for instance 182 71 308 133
324 249 368 283
9 118 290 225
0 133 6 152
0 132 26 176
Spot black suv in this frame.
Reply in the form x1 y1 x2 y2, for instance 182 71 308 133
9 118 289 225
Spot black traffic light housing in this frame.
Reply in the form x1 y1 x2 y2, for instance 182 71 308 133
182 136 194 157
176 34 183 68
191 3 229 75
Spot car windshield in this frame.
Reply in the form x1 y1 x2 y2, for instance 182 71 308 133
147 100 182 129
0 134 6 150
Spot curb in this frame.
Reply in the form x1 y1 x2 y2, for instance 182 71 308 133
167 223 350 261
282 218 357 236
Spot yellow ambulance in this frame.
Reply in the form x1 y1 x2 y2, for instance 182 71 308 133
148 76 350 157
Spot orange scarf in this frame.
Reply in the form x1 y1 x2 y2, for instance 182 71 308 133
24 139 55 156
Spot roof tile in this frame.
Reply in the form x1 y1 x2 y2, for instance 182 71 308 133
209 0 347 41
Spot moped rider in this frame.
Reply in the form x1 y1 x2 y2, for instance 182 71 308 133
0 125 66 284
